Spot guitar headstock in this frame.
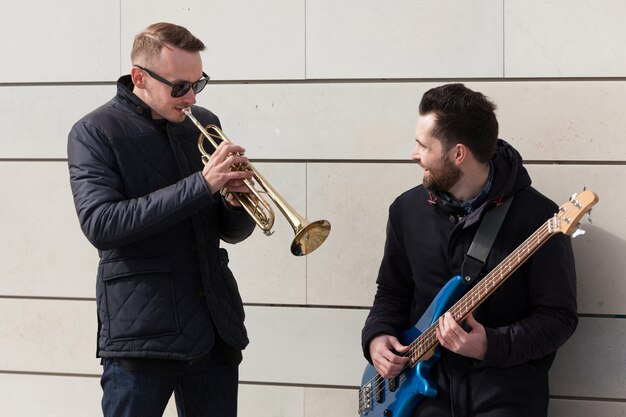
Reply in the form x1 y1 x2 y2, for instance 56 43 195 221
554 189 599 236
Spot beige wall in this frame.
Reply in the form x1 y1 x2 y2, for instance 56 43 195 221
1 0 625 416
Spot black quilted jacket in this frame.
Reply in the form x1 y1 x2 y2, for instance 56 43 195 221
68 76 256 360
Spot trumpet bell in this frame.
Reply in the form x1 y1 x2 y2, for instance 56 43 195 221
292 219 331 256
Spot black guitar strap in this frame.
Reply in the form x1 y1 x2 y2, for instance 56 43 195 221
461 196 513 284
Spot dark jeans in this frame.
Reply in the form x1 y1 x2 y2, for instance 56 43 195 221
101 353 239 417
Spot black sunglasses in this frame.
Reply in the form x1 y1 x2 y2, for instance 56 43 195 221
135 65 210 97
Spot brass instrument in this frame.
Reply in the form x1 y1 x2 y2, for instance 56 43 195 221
182 107 331 256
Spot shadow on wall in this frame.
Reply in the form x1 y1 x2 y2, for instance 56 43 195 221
571 225 626 316
548 224 626 400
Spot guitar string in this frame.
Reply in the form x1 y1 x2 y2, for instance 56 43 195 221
359 218 556 407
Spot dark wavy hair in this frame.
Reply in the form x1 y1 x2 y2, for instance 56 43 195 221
419 84 498 163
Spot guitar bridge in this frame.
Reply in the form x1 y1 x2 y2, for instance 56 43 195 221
358 383 372 414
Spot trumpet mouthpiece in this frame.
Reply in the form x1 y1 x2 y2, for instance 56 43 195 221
182 107 192 116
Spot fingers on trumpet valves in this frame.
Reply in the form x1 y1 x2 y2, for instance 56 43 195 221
215 141 246 158
224 175 254 192
230 157 251 173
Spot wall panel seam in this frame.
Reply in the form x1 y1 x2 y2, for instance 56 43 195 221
1 298 624 318
550 395 626 403
3 77 626 88
1 159 623 165
1 370 624 404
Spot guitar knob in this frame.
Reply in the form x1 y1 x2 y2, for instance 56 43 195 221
383 409 393 417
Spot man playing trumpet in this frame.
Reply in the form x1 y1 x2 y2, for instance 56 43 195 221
68 22 255 417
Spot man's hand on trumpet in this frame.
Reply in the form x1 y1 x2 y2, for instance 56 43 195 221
221 177 257 209
202 141 254 193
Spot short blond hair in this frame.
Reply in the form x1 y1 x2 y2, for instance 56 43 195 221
131 22 205 66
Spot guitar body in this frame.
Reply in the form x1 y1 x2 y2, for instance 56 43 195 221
359 275 469 417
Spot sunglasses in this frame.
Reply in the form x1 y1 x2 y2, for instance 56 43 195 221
135 65 210 98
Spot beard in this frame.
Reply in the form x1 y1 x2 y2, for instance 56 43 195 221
422 155 461 193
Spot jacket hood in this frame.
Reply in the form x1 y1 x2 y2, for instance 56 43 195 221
489 139 532 200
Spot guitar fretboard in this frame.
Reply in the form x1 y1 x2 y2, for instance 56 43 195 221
406 216 557 365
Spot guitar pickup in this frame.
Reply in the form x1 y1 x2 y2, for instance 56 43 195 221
388 377 398 392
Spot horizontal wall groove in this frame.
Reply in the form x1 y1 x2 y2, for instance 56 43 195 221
1 158 625 165
2 369 625 403
0 296 371 310
0 295 95 302
239 380 358 390
550 395 626 403
244 302 369 310
578 313 626 319
0 370 99 378
0 296 623 319
0 81 115 88
524 160 626 166
0 158 68 162
0 370 360 390
3 77 626 88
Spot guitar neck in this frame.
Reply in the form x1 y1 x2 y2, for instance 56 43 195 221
407 216 558 365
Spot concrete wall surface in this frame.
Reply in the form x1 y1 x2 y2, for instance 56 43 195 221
1 1 624 416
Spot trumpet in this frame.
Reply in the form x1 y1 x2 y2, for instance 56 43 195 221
182 107 331 256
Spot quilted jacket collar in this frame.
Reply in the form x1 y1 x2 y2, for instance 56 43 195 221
116 75 153 121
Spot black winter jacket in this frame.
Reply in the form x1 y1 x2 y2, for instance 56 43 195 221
68 76 256 361
362 141 578 416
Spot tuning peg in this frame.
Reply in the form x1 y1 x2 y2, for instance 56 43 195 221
572 227 586 239
587 209 593 225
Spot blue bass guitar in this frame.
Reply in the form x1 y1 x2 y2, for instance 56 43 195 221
358 190 598 417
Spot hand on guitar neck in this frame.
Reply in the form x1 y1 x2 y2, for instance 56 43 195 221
436 312 487 361
369 312 487 380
